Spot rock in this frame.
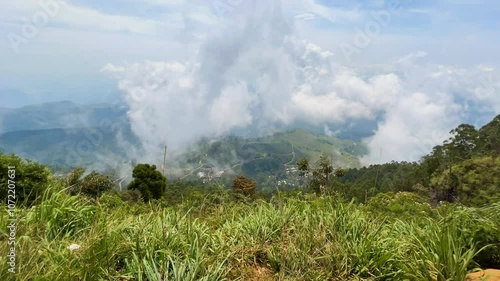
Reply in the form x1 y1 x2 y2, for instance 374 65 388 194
466 269 500 281
67 244 81 252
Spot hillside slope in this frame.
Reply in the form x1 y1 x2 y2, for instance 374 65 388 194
175 129 366 185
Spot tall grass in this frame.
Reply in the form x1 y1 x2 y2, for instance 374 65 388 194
1 187 497 280
401 219 485 281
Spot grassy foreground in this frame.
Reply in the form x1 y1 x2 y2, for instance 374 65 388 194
1 184 499 280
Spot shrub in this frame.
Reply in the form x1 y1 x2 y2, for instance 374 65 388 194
67 169 114 199
232 175 257 199
119 189 142 203
0 152 52 206
367 192 434 221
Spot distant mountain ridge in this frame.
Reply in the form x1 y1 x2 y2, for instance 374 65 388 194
0 89 36 108
0 125 139 170
0 101 128 133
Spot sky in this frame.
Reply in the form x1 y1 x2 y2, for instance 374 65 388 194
0 0 499 164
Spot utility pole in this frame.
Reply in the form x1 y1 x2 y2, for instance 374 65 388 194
163 145 167 177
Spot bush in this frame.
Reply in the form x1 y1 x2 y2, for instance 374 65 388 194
232 175 257 199
119 189 142 203
67 169 114 199
0 152 52 206
434 203 500 268
367 192 434 221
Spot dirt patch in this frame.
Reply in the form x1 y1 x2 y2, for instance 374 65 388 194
234 265 275 281
466 269 500 281
248 265 274 280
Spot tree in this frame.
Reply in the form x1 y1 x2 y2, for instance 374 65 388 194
444 124 479 161
419 145 447 185
232 175 256 198
476 114 500 157
334 168 346 178
128 164 166 202
66 168 114 198
0 152 52 206
298 154 339 195
430 156 500 206
310 154 334 194
297 157 309 176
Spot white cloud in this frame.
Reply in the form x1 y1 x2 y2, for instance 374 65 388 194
293 0 362 23
210 82 254 133
104 12 500 165
35 0 490 166
1 0 185 35
56 3 182 34
395 50 427 64
477 64 495 72
361 60 500 164
361 92 457 164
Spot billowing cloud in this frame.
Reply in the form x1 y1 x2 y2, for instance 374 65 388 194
361 55 500 164
103 1 499 165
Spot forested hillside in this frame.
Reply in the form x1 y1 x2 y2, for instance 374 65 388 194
336 115 500 207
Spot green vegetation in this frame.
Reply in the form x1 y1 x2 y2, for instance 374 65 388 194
431 156 500 206
0 151 52 206
67 168 115 199
0 115 498 280
128 164 167 202
338 115 500 207
296 154 345 195
1 178 498 280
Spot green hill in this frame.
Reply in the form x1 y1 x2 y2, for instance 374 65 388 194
176 129 366 185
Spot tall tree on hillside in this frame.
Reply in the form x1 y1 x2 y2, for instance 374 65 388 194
232 175 257 198
128 164 166 202
430 156 500 206
420 145 447 184
300 153 335 195
297 157 309 176
421 124 478 203
444 124 479 162
477 114 500 157
316 154 334 193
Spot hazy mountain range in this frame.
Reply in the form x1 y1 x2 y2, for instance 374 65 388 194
0 101 127 133
0 101 370 176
